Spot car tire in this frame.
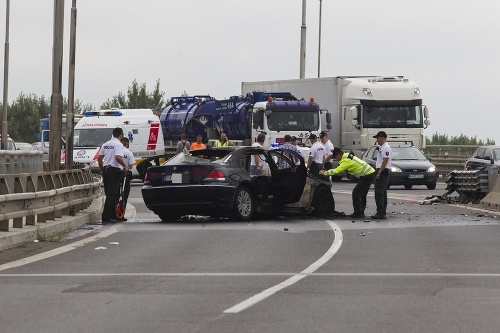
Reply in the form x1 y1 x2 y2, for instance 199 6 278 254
404 185 413 190
231 186 254 221
427 183 437 190
312 186 335 217
158 211 182 222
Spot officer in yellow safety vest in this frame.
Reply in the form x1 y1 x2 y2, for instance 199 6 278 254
320 147 375 219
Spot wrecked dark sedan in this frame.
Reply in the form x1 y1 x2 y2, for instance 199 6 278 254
141 146 335 221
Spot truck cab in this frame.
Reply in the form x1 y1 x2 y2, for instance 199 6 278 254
342 76 430 155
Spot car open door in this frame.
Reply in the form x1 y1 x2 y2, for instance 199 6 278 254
267 149 307 204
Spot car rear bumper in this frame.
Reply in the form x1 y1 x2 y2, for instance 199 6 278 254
390 172 439 185
141 183 237 215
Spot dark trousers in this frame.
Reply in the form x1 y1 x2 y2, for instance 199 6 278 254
323 161 333 182
309 162 322 178
102 166 123 221
120 171 132 204
352 172 375 214
374 169 390 215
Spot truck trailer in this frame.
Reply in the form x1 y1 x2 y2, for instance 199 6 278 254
242 76 430 156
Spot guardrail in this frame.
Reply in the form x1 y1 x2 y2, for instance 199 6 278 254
424 145 478 158
445 169 500 204
0 150 101 232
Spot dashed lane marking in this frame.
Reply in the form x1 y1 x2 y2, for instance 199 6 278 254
0 223 125 272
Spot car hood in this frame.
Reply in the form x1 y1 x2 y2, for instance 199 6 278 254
391 160 435 170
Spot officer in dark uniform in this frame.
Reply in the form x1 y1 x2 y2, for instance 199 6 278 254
98 127 128 223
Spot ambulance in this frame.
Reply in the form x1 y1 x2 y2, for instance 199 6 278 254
73 109 165 178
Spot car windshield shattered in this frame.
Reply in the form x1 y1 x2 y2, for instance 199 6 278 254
166 148 232 165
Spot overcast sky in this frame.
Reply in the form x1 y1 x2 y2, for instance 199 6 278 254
1 0 499 142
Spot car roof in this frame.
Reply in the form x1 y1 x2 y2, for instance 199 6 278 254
367 144 418 148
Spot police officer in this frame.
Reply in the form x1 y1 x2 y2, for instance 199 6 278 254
120 136 135 211
320 131 334 169
320 148 375 218
306 134 324 178
98 127 128 223
372 131 392 219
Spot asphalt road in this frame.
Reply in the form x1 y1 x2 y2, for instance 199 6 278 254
1 182 500 333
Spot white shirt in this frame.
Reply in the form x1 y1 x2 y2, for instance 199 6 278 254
323 139 334 159
309 141 324 164
250 142 267 167
99 137 126 169
376 142 392 169
123 147 135 169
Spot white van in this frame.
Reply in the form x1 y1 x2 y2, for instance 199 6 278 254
73 109 165 178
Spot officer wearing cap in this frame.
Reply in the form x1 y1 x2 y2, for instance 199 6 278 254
320 148 375 218
371 131 392 219
98 127 128 223
306 133 324 178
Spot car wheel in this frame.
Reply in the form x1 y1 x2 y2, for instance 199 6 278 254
427 183 437 190
404 185 413 190
158 211 182 222
312 186 335 217
231 186 253 221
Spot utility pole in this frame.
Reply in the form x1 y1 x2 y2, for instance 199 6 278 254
49 0 64 171
65 0 77 170
299 0 307 79
1 0 10 150
317 0 323 78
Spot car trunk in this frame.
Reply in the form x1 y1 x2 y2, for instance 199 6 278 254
146 164 217 186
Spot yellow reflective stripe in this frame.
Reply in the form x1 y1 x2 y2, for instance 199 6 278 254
351 156 373 177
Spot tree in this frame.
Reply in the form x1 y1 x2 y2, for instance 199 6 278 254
7 93 45 143
63 98 95 114
100 79 167 113
426 132 495 145
0 92 95 143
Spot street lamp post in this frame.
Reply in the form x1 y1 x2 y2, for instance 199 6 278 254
65 0 77 170
49 0 64 171
317 0 323 78
299 0 307 79
1 0 10 150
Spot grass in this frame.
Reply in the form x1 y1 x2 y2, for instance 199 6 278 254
36 224 65 243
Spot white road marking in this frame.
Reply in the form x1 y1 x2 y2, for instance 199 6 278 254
0 203 137 272
0 223 125 272
1 273 500 277
223 220 343 314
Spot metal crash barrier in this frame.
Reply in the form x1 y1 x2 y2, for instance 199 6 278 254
0 151 101 232
446 169 499 204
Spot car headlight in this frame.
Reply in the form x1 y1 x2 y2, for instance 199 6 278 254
390 166 402 172
427 166 436 172
90 161 98 167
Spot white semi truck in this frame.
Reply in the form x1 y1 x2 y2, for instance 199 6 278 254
242 76 430 155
